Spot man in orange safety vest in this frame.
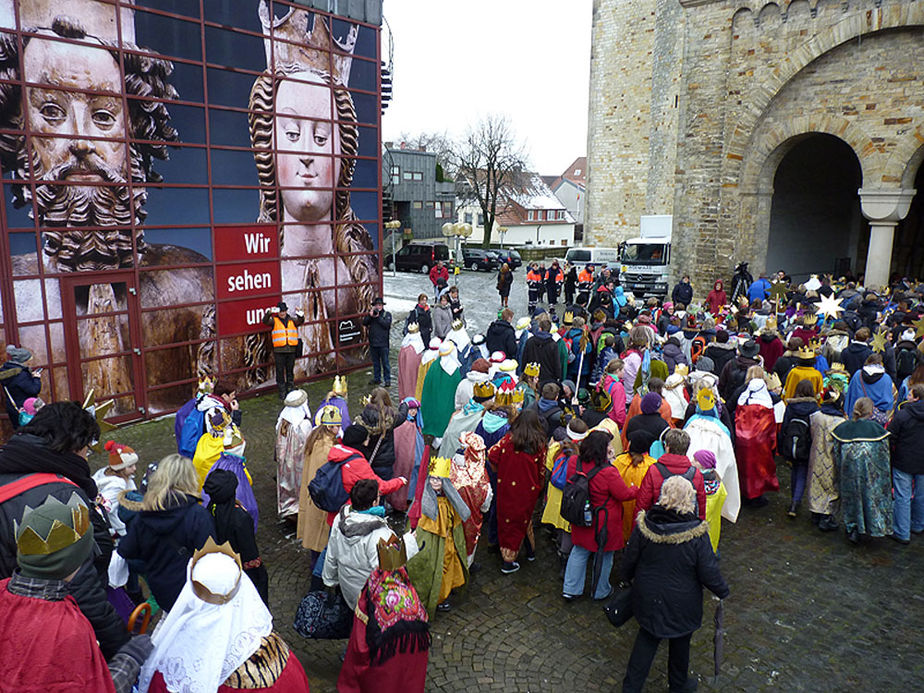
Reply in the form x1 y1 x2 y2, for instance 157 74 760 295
263 301 305 399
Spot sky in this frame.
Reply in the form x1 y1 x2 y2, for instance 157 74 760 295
381 0 593 177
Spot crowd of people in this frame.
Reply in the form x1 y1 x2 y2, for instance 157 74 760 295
1 258 922 691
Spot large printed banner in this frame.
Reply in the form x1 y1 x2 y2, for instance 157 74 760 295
0 0 382 415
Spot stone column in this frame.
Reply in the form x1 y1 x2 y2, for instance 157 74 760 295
858 188 916 290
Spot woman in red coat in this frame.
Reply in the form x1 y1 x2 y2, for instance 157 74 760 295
562 431 638 601
488 408 548 574
705 280 727 315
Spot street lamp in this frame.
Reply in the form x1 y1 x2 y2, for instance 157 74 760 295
442 222 472 283
498 226 508 249
384 219 401 277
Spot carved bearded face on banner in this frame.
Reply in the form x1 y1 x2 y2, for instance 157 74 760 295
0 17 177 271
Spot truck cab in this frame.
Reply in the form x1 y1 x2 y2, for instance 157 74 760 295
618 215 672 299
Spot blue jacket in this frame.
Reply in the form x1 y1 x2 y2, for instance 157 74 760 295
0 362 41 427
119 492 214 611
747 278 771 303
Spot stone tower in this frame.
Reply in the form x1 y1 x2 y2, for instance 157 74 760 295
586 0 924 289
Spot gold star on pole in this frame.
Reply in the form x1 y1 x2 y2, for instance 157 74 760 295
871 329 888 354
82 389 117 452
767 281 789 302
816 293 844 321
914 316 924 340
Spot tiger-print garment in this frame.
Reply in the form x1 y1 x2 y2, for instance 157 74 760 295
222 632 290 689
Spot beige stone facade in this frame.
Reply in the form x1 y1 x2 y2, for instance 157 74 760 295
587 0 924 289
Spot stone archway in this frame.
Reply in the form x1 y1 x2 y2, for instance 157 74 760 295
765 134 864 283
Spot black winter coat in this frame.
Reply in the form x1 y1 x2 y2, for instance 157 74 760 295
719 355 760 404
0 435 129 659
624 412 670 446
888 399 924 475
671 282 693 308
778 397 819 461
486 319 518 361
356 402 408 480
623 507 729 639
118 492 214 612
521 333 562 383
702 342 737 377
405 305 433 346
841 341 872 376
362 310 392 348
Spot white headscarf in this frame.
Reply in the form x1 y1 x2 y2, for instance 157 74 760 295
277 395 312 428
737 378 773 409
446 325 471 351
420 338 441 367
439 341 461 375
401 330 425 354
138 553 273 693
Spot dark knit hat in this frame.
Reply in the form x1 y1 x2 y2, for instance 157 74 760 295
6 345 32 364
640 392 662 415
15 493 94 580
627 430 654 454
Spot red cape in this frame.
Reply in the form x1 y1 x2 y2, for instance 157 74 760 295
0 579 116 692
734 404 780 498
488 434 545 553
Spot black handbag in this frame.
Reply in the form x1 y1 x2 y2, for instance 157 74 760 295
293 588 353 639
603 585 634 628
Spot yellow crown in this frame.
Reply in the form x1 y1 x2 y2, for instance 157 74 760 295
376 535 408 572
808 337 822 353
332 375 348 396
451 319 464 331
523 362 540 378
563 311 574 325
473 381 496 399
407 322 420 333
317 404 343 426
697 388 715 411
674 364 689 377
197 375 215 395
803 312 818 325
510 389 525 404
190 537 243 605
360 393 372 407
258 0 357 86
429 456 452 478
16 494 91 557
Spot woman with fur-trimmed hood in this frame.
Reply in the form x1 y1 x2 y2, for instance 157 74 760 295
621 476 729 693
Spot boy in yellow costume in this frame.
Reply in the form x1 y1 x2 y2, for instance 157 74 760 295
691 449 728 553
406 456 470 615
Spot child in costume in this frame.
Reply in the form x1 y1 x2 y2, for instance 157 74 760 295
691 449 728 553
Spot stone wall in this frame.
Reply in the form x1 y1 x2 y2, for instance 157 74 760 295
588 0 924 292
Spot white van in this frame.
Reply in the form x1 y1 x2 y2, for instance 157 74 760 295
564 246 620 267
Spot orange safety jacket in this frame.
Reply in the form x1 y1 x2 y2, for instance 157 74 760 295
578 269 594 283
526 270 543 285
272 316 299 347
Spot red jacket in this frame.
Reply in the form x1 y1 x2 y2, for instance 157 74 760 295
636 453 706 520
326 445 406 524
429 265 449 287
566 456 637 552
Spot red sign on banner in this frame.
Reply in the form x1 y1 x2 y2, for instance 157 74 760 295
213 224 279 262
216 260 281 301
217 295 280 336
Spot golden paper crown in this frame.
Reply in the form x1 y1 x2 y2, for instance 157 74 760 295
258 0 357 85
16 494 91 557
190 537 243 605
451 319 464 331
332 375 348 395
407 322 420 333
803 312 818 325
765 316 778 331
808 337 822 353
523 362 540 378
697 388 716 411
197 375 215 395
360 393 372 407
674 363 689 377
428 456 452 478
827 362 846 374
510 388 525 404
317 404 343 426
376 535 408 572
563 311 574 325
473 381 496 399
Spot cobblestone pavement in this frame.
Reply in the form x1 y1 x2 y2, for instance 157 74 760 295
106 268 924 692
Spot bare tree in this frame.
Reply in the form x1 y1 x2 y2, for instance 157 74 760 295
451 115 528 248
396 130 456 180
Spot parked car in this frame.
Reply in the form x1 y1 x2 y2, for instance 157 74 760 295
494 249 522 270
462 247 500 272
385 242 451 274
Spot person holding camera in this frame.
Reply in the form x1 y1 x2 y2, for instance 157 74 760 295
263 301 305 399
363 297 393 387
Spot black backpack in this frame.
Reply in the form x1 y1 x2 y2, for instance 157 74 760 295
654 461 696 484
896 346 918 382
560 459 604 527
781 417 812 463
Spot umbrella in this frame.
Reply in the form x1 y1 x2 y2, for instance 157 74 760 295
713 598 725 685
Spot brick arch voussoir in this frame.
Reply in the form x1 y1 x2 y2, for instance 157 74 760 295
740 115 877 194
727 7 924 177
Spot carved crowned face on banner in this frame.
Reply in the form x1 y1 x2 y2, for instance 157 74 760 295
273 71 341 224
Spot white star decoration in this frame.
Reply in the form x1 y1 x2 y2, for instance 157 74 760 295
816 293 844 320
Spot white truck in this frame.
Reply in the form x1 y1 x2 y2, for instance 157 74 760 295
618 215 673 299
